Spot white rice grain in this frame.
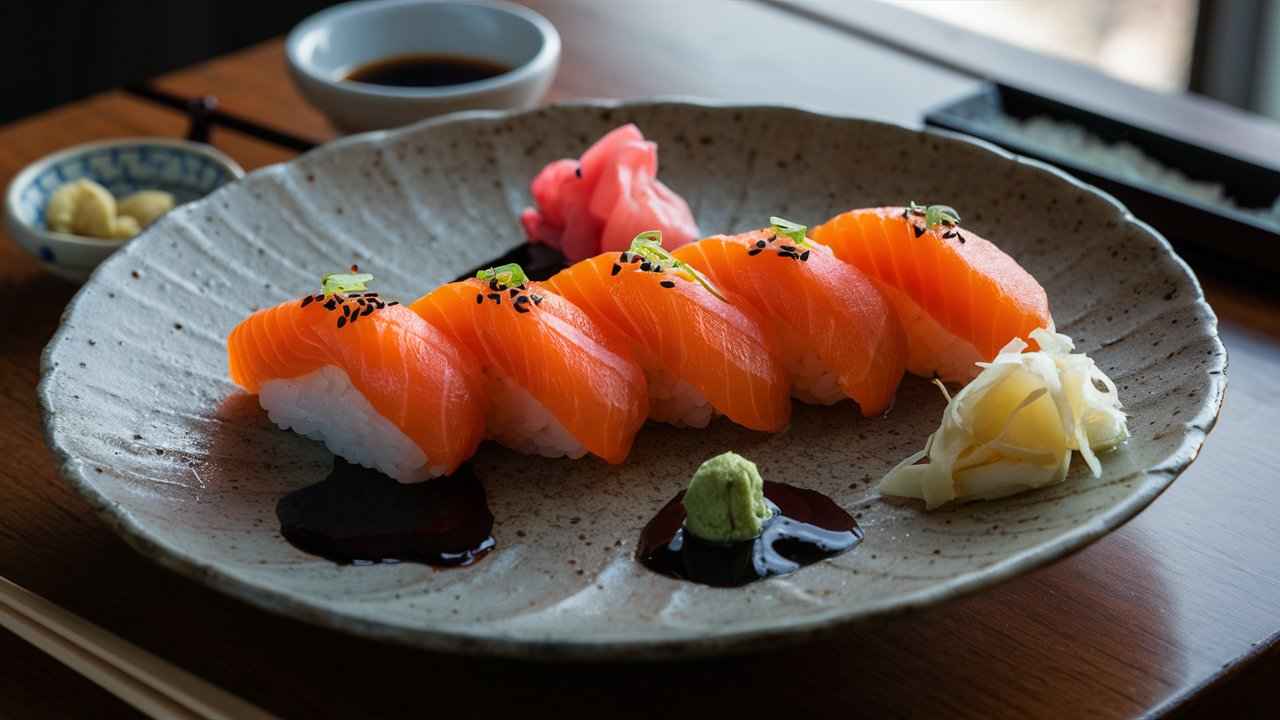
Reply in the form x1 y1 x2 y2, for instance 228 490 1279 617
484 370 587 459
259 365 440 483
645 366 716 428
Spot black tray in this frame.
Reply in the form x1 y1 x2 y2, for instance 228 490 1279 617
924 83 1280 274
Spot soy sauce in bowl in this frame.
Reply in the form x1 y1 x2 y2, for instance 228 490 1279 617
344 54 512 88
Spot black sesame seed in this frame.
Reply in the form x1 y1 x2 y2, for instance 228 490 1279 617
957 232 965 244
362 304 374 316
660 280 676 288
342 305 351 317
301 295 314 308
357 298 366 306
349 310 360 323
489 279 500 291
487 293 502 303
640 262 652 272
515 304 530 314
629 255 642 263
781 245 797 252
943 230 957 239
531 295 542 305
388 301 400 306
755 240 767 249
611 263 621 276
913 225 925 238
515 295 530 305
475 293 484 304
902 208 910 219
314 294 325 301
748 248 763 256
767 234 777 243
509 288 520 298
619 252 630 263
337 316 347 328
324 299 337 310
575 165 583 178
800 250 811 261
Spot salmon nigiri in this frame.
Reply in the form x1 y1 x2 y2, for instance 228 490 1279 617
521 124 701 262
545 232 791 432
811 205 1053 382
411 264 648 464
674 219 906 415
227 270 486 481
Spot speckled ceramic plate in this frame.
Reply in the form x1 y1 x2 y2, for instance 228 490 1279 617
39 101 1225 660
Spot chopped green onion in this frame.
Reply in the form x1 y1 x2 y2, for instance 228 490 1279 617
321 271 373 296
476 262 529 288
907 202 961 230
769 216 810 247
627 231 727 302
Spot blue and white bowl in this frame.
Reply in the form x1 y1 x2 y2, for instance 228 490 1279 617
5 138 244 283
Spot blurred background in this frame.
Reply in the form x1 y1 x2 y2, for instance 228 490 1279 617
2 0 1279 125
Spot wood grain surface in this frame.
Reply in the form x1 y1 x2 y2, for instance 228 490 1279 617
3 1 1279 717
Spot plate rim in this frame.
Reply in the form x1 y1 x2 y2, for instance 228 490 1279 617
37 98 1228 660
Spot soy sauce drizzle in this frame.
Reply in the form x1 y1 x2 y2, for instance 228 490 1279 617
276 459 494 567
637 481 862 587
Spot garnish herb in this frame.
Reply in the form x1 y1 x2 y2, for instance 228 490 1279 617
476 262 529 289
627 231 727 301
321 266 374 297
906 202 961 231
769 216 810 247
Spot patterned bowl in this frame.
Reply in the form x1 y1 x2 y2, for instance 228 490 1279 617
5 138 244 283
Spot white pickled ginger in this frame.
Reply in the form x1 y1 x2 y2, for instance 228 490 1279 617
881 328 1128 509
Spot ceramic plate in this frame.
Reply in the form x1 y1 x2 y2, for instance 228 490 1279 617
39 101 1225 659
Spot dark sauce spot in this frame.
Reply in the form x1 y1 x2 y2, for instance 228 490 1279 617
277 459 494 567
458 244 567 283
638 482 862 587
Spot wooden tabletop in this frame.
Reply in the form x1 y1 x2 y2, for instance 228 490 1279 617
3 1 1279 717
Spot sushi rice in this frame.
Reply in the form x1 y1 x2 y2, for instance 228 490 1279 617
484 370 587 459
645 366 716 428
260 366 444 482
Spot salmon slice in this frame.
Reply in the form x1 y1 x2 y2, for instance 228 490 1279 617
228 295 486 479
811 207 1053 381
411 277 648 464
545 251 791 432
675 229 906 415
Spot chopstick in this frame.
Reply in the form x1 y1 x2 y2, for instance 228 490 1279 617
0 576 276 719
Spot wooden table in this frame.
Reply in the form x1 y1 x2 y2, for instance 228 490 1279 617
3 1 1278 717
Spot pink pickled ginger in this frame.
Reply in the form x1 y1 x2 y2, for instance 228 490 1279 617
521 124 700 261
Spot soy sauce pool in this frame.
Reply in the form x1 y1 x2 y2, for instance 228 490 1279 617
276 459 494 566
637 481 862 587
344 54 512 88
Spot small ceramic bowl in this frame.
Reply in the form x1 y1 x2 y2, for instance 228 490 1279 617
285 0 560 134
5 138 244 283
